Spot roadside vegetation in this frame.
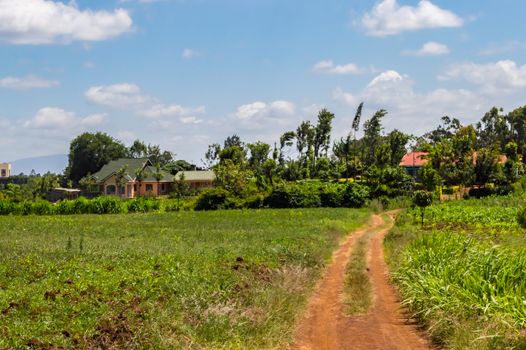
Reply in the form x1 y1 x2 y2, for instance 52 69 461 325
385 196 526 349
0 208 370 349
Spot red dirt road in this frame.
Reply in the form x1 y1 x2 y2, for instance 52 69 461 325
293 214 432 350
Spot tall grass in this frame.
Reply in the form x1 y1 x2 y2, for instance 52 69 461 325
0 208 370 349
386 197 526 349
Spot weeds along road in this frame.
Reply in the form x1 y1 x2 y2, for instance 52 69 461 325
293 213 433 350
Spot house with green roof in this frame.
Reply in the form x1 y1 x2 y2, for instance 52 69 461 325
174 170 215 190
91 158 174 198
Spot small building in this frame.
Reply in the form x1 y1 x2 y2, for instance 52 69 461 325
47 188 81 202
91 158 174 198
400 152 428 178
174 170 216 190
0 163 11 178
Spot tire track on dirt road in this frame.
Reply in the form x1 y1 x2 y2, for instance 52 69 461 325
293 213 433 350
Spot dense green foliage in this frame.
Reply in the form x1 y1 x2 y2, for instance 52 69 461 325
386 197 526 349
0 208 370 349
0 196 180 216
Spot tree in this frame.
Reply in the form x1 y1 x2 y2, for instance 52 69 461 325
419 163 442 192
153 163 164 196
134 167 145 196
387 129 410 167
115 165 129 197
129 139 148 158
362 109 387 166
314 109 335 160
204 143 221 169
65 132 128 184
474 148 498 185
413 190 433 226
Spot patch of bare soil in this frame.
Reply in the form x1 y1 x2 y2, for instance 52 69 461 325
293 214 433 350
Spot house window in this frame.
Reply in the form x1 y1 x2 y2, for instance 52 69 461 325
146 184 153 192
161 184 165 191
0 169 5 177
106 185 116 195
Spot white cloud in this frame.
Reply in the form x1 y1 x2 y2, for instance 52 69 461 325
180 116 203 124
361 0 463 37
333 70 485 134
479 41 526 56
24 107 105 129
234 101 295 120
440 60 526 94
0 75 60 90
85 83 206 122
85 84 152 108
333 88 357 106
182 48 199 59
140 104 206 119
232 100 296 130
0 0 132 45
312 60 363 75
404 41 450 56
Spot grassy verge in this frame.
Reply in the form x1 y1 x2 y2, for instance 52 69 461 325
385 202 526 350
0 208 370 349
344 231 373 315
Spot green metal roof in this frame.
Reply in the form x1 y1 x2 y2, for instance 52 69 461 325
174 170 215 181
92 158 151 182
141 166 174 182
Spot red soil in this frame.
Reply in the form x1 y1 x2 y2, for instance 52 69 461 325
293 214 433 350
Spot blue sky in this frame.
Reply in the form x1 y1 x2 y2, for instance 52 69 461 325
1 0 526 168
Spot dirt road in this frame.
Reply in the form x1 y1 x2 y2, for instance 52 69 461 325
293 214 432 350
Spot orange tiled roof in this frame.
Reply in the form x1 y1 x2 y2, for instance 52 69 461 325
399 152 429 167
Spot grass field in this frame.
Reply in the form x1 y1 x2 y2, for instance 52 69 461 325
386 197 526 349
0 208 370 349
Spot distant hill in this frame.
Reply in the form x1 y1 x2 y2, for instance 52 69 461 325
10 154 68 175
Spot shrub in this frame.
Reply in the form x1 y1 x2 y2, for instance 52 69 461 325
0 200 16 215
31 200 55 215
265 183 321 208
194 188 233 211
127 197 160 213
319 184 344 207
517 207 526 228
342 183 369 208
89 196 125 214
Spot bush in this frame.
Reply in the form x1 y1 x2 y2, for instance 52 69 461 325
468 187 494 198
31 200 55 215
194 188 233 211
127 197 161 213
319 184 344 207
0 200 16 215
342 183 369 208
265 183 321 208
89 196 125 214
517 207 526 228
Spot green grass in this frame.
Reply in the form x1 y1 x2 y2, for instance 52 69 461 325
344 231 373 315
0 208 370 349
385 198 526 349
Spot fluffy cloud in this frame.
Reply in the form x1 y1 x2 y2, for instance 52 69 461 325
440 60 526 94
0 0 132 44
312 60 362 75
361 0 463 36
404 41 450 56
234 101 295 120
85 84 150 108
85 83 206 121
333 70 485 135
24 107 105 129
0 75 60 90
